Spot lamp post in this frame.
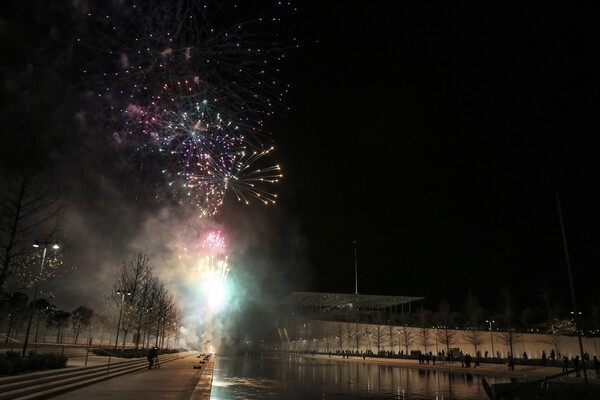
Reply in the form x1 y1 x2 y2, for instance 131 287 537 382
486 319 495 358
114 289 131 350
22 241 59 357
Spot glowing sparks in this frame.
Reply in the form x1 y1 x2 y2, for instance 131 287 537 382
124 79 281 216
198 255 229 282
202 231 226 254
80 0 295 217
195 230 231 311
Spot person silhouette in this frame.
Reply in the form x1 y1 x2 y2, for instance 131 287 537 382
147 347 159 369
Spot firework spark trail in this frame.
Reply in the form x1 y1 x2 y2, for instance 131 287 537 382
177 230 230 300
198 255 229 282
197 230 230 316
82 0 295 126
80 0 294 215
226 146 282 205
125 80 243 215
202 231 226 254
125 78 282 215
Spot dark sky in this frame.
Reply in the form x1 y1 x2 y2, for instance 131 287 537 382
272 2 600 310
2 1 600 323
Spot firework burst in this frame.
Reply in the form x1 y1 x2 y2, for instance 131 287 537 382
81 0 295 124
125 79 281 215
79 0 294 216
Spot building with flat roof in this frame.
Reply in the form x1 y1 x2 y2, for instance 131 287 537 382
276 291 425 350
280 291 424 322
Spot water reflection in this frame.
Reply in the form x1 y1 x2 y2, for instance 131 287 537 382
210 354 510 399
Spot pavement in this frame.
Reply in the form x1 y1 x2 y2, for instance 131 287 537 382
51 352 214 400
54 352 598 399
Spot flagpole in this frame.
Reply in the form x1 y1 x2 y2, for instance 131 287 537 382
354 240 358 294
556 192 587 385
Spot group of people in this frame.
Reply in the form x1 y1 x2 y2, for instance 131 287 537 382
560 353 600 378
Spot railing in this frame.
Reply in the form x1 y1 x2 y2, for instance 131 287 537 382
85 347 117 373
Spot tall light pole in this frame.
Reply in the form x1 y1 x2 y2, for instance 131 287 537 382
486 319 495 358
114 289 131 350
22 241 59 356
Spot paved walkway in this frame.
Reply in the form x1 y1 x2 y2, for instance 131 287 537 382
52 353 214 400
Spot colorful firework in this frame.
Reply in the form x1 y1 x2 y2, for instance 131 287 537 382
82 0 295 125
224 146 282 205
125 79 281 215
79 0 294 216
202 230 226 254
197 255 229 283
197 230 230 311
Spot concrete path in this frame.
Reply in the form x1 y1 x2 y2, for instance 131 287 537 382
52 354 214 400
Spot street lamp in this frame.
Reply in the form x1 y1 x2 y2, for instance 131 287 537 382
114 289 131 350
22 241 59 356
486 319 495 358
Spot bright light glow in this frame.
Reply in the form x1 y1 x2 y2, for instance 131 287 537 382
204 277 228 310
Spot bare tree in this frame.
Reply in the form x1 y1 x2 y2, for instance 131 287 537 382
130 270 156 349
463 329 484 356
363 323 373 352
335 322 344 351
33 298 53 342
464 292 485 329
462 292 485 355
416 305 432 328
497 287 521 357
417 327 432 354
71 305 94 344
536 279 565 332
387 325 397 353
0 157 63 296
48 309 71 344
399 326 415 355
373 324 386 354
113 253 153 348
352 322 363 352
434 300 459 355
2 291 29 343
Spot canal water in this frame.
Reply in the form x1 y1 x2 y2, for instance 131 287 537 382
209 354 511 399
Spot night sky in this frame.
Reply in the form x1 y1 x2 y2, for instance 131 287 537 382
2 1 600 324
275 2 600 310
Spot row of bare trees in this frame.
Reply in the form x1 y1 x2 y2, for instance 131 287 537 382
288 285 600 359
302 320 531 359
340 286 599 341
1 253 182 350
103 253 182 350
1 290 93 345
0 90 181 351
